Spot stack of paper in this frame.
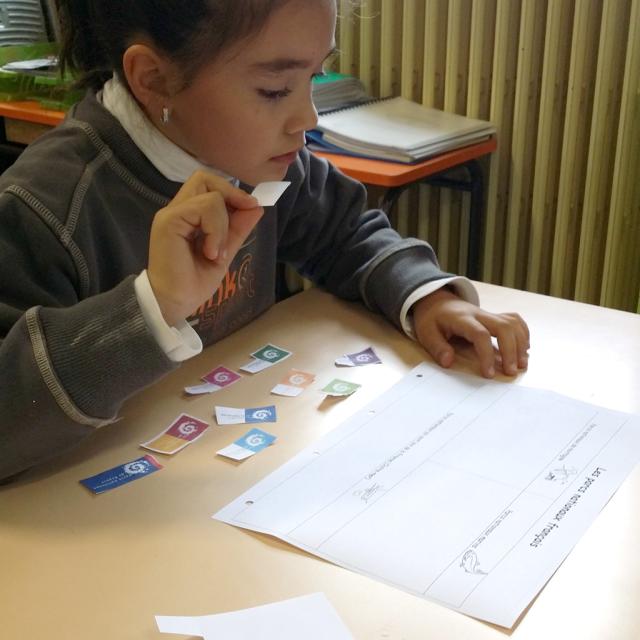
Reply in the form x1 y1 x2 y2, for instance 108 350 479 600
308 96 496 163
311 71 370 113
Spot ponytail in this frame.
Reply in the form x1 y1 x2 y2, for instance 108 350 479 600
57 1 113 91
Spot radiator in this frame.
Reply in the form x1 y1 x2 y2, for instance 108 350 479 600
335 0 640 312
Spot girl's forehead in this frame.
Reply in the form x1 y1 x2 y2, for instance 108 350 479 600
230 0 336 67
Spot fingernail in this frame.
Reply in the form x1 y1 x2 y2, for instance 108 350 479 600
220 248 228 260
487 366 495 377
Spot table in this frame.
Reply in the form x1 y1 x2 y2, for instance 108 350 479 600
1 283 638 639
313 137 497 280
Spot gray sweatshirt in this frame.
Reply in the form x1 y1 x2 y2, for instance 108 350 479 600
0 91 450 481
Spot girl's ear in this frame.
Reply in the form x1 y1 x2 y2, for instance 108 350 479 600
122 44 175 118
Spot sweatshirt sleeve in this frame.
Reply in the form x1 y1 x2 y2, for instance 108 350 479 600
0 193 178 482
275 147 466 329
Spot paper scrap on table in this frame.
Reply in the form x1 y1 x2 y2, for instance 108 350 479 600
214 363 640 628
80 455 162 494
240 344 292 374
335 346 382 367
271 369 316 397
215 405 277 425
217 428 276 461
155 592 354 639
251 181 291 207
321 379 361 397
140 413 209 455
185 366 242 395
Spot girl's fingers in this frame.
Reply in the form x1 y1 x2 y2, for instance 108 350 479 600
453 317 497 378
172 170 258 211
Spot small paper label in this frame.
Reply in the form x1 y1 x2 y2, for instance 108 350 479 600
271 369 316 396
240 344 292 373
140 414 209 455
80 455 162 494
321 379 361 397
215 405 277 425
217 428 277 460
335 347 382 367
202 366 242 387
251 181 291 207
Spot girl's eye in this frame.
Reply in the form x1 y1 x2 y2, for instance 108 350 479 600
258 87 292 101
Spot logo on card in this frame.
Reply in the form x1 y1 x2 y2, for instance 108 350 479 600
178 422 199 436
289 374 306 385
245 433 267 447
213 371 231 383
332 382 351 393
263 349 280 360
355 354 373 362
251 409 272 421
123 460 151 475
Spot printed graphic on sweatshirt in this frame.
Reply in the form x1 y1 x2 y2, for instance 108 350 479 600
189 252 256 335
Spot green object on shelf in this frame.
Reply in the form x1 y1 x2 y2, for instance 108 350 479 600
0 42 80 110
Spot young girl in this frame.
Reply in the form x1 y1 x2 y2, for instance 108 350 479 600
0 0 528 482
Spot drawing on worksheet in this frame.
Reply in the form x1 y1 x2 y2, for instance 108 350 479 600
214 364 640 628
545 465 578 484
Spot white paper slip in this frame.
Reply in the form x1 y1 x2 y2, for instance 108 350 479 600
184 382 222 395
156 592 354 639
239 358 273 374
214 364 640 628
216 443 255 461
251 181 291 207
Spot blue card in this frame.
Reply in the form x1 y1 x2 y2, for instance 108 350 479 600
80 455 163 494
245 405 277 424
234 428 276 453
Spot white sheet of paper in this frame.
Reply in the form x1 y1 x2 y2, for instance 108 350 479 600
155 592 353 639
214 364 640 628
251 181 291 207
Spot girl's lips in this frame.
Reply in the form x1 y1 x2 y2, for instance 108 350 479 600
270 150 299 164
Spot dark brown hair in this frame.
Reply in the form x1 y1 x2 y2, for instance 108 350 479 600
57 0 294 91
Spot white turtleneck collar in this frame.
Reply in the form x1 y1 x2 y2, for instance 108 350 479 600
100 75 232 184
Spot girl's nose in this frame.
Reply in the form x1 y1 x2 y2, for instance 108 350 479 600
285 89 318 135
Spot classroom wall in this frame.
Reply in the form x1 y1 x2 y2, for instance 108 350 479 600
335 0 640 313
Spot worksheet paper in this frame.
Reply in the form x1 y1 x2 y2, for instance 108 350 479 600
214 364 640 628
156 592 353 639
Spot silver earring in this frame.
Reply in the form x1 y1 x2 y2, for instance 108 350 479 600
161 106 170 124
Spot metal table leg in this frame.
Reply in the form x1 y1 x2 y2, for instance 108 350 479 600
378 158 484 280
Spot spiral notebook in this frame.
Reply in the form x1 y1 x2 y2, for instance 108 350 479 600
307 96 495 163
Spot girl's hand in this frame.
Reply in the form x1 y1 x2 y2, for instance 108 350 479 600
147 171 264 326
412 287 530 378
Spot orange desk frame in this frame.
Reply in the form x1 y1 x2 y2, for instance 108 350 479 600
0 100 65 127
312 137 496 188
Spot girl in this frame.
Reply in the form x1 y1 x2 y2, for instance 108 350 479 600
0 0 528 481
